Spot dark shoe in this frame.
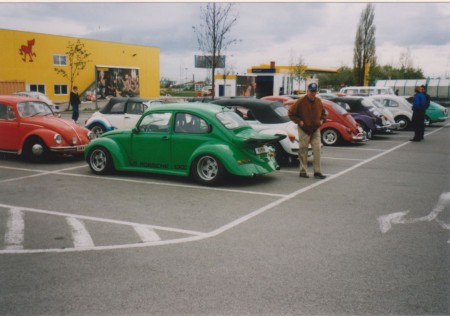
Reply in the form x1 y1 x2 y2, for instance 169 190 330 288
314 173 326 179
299 172 309 178
409 138 420 142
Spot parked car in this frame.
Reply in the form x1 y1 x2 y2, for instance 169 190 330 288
365 96 399 130
0 95 92 161
403 96 449 126
260 96 294 104
340 86 395 96
327 96 393 139
84 97 164 138
209 98 301 165
285 99 367 146
13 91 60 115
425 101 449 125
85 103 283 186
370 94 414 130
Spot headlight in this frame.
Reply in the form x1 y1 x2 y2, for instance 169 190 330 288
72 137 77 145
54 134 62 144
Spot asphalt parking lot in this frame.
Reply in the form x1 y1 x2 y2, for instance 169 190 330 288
1 113 449 315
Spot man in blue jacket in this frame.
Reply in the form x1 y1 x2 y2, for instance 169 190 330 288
410 86 427 141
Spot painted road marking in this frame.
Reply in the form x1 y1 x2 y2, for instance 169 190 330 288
378 192 450 243
66 217 95 248
4 208 24 250
133 225 161 242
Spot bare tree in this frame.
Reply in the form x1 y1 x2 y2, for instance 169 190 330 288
353 3 377 86
193 3 239 99
54 39 91 110
399 47 414 70
289 51 307 92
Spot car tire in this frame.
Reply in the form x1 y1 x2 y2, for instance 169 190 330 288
88 147 114 175
191 155 225 186
90 123 106 138
321 128 342 146
23 136 50 162
271 143 292 165
394 115 411 130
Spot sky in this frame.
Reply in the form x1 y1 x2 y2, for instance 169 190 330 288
1 2 450 83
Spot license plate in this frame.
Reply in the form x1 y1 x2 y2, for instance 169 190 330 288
255 145 269 155
77 145 86 151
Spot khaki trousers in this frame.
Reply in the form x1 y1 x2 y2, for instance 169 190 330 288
298 127 322 174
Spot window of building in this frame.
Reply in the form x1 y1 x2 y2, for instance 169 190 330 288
28 84 45 94
54 84 68 95
53 54 67 66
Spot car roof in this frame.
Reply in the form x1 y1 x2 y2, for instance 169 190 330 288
210 98 283 109
0 95 40 104
329 96 365 102
146 102 229 115
100 96 151 113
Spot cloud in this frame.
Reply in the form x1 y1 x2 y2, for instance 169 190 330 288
1 2 449 80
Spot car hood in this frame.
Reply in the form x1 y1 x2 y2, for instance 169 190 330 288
22 115 89 135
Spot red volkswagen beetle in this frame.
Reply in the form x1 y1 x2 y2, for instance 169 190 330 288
0 95 93 161
285 98 366 146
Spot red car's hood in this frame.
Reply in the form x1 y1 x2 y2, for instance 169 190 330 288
22 115 89 137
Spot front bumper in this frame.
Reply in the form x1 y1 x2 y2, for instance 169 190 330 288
50 145 87 153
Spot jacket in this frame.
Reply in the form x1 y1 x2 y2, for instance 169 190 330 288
288 95 326 134
70 91 81 107
412 92 427 111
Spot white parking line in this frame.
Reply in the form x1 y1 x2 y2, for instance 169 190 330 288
66 217 95 248
133 225 161 243
4 208 24 250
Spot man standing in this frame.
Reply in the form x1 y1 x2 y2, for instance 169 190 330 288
70 86 81 123
288 83 326 179
410 86 427 141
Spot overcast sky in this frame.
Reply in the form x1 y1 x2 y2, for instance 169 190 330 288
1 2 450 83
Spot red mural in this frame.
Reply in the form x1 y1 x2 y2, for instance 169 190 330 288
19 39 36 62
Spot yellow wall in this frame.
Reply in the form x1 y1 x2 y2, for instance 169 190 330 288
0 29 160 102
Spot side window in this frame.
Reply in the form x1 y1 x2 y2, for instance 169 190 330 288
389 100 399 107
110 102 126 114
0 104 7 120
139 112 172 133
174 113 209 134
126 102 143 115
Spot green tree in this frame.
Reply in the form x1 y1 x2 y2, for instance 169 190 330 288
317 66 354 91
193 3 239 99
54 39 91 110
353 4 377 86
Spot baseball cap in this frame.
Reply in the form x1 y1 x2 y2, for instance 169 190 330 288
307 83 318 91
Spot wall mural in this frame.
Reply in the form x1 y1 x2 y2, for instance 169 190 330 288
19 39 36 62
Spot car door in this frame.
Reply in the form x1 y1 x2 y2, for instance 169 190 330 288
130 111 173 170
0 103 20 152
171 112 212 172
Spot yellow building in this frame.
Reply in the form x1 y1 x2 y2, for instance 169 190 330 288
0 29 160 103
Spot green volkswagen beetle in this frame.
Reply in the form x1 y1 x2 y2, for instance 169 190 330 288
85 103 284 185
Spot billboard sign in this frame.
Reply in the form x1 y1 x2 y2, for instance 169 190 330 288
194 55 226 69
95 65 140 99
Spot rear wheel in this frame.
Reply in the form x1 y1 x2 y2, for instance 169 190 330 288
23 136 50 162
321 128 342 146
88 147 114 175
395 115 411 130
191 155 225 186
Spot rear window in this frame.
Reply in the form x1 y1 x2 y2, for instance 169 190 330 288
216 111 248 129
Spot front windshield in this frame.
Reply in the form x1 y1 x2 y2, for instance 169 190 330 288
17 101 53 118
216 111 248 129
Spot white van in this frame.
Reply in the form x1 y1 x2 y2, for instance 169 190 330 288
340 86 395 96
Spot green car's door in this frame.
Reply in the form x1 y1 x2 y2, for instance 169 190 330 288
130 111 173 171
170 112 213 172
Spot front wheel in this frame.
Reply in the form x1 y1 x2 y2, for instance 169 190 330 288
191 155 225 186
88 147 114 175
321 128 342 146
23 136 50 162
90 123 106 138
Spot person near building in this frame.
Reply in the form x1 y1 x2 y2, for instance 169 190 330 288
410 86 427 141
70 86 81 123
288 82 327 179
